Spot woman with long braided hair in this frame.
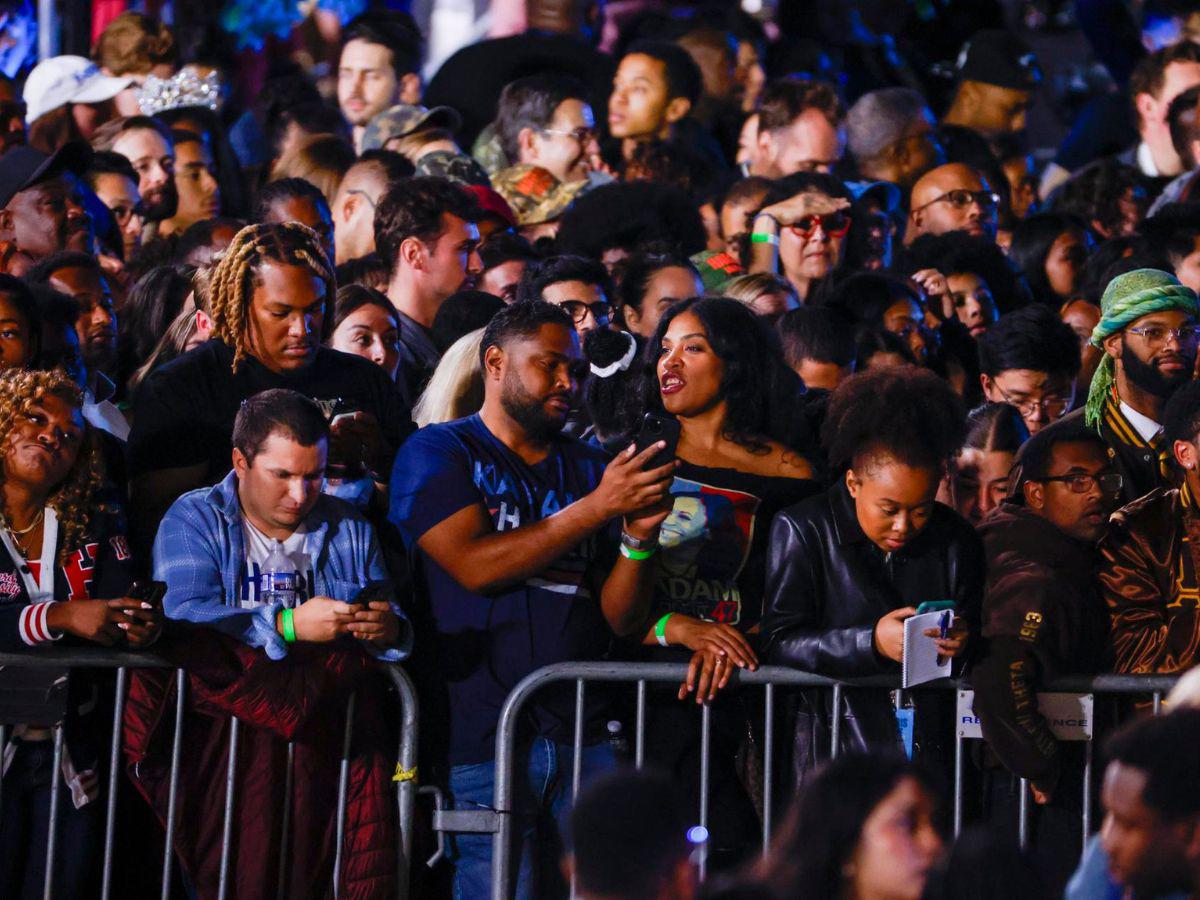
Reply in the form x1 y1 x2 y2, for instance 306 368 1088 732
127 221 411 558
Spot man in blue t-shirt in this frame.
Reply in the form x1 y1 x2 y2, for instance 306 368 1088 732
389 301 675 898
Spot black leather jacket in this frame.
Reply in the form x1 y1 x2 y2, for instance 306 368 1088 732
761 480 985 775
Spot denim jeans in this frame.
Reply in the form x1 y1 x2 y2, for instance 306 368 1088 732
447 737 616 900
0 740 101 900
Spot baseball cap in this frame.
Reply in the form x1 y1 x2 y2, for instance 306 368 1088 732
956 30 1042 91
492 164 590 226
0 142 92 208
361 103 462 152
465 185 517 228
23 56 135 124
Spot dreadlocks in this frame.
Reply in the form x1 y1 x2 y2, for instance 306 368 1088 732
207 222 337 372
0 369 108 566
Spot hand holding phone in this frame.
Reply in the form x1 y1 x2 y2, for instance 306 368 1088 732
633 413 681 471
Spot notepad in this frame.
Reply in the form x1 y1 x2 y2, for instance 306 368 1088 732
901 610 953 687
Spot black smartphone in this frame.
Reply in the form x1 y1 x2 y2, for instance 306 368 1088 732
633 413 681 471
128 580 167 608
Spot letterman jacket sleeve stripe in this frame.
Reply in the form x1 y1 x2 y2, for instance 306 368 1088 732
19 602 60 645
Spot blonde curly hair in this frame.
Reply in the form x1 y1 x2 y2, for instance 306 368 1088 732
0 368 108 566
208 222 336 373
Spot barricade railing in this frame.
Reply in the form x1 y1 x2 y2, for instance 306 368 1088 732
0 648 419 900
454 662 1180 900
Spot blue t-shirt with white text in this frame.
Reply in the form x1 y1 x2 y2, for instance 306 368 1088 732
389 415 614 766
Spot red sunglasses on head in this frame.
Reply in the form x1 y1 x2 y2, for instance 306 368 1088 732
789 211 852 239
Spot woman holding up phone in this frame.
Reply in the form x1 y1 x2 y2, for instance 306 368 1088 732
0 368 161 898
632 296 818 869
760 367 980 779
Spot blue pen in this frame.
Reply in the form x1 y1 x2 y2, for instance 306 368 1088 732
936 611 951 666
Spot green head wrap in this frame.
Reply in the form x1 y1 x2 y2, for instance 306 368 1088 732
1084 268 1199 427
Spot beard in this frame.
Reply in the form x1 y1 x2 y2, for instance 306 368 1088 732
500 369 568 441
1122 338 1193 400
141 179 179 222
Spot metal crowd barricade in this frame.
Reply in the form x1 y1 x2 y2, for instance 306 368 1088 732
458 661 1181 900
0 648 420 900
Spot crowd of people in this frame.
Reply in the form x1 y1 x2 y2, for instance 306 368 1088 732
6 1 1200 898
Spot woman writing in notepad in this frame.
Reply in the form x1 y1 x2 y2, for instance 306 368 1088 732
760 367 982 777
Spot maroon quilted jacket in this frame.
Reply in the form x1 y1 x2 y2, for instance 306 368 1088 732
122 631 398 900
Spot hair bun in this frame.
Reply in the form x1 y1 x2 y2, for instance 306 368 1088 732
584 329 638 378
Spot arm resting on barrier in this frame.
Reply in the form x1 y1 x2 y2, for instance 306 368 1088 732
153 496 292 660
971 636 1061 794
759 511 890 676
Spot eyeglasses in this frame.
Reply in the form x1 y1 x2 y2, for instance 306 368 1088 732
1126 324 1200 346
993 385 1073 419
1039 472 1123 494
789 211 852 238
558 299 612 324
345 189 378 210
912 189 1001 213
540 126 597 146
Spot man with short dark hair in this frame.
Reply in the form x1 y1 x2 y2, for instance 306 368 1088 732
567 769 696 900
749 78 845 178
25 251 129 445
156 387 408 657
329 151 413 266
979 305 1080 435
478 231 536 304
337 11 424 152
608 42 702 161
495 74 600 185
1065 710 1200 900
389 301 675 898
375 176 482 398
518 255 614 338
971 421 1120 875
253 178 336 267
1125 41 1200 181
846 87 945 189
778 306 855 392
0 143 94 275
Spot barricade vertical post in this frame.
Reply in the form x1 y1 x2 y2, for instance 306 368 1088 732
635 680 646 770
101 667 128 900
1018 779 1029 849
572 679 585 802
390 666 419 900
161 669 186 900
217 717 241 900
333 693 357 898
953 730 963 837
830 684 843 758
1082 739 1093 847
762 682 774 857
277 742 295 900
1153 692 1162 715
42 724 64 900
699 702 711 881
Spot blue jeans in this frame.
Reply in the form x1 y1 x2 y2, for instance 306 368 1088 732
447 738 616 900
0 741 101 900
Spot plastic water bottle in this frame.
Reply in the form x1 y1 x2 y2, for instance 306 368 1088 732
260 540 298 608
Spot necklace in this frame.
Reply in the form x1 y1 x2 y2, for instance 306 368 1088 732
5 509 44 537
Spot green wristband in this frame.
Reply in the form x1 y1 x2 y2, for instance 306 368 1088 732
750 232 780 246
619 543 656 561
654 613 674 647
281 608 297 643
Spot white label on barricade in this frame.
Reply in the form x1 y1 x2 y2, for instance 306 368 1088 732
956 690 1093 741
